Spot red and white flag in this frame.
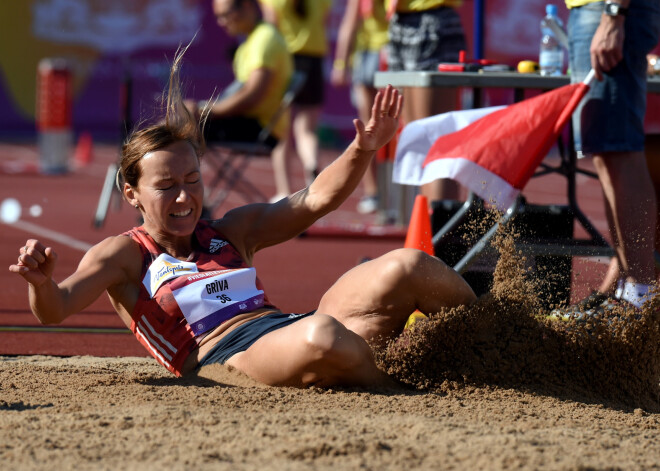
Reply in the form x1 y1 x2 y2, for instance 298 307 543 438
393 79 591 211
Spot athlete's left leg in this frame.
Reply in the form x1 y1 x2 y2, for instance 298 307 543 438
317 248 476 343
225 314 395 388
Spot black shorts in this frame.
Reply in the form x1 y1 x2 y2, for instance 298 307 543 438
292 54 325 106
387 7 466 72
203 116 278 149
197 312 315 366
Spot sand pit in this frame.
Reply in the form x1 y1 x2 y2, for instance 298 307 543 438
2 231 659 469
1 354 659 470
378 233 660 411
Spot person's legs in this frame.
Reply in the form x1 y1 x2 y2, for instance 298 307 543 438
596 180 623 295
226 249 475 388
568 1 660 305
597 257 620 295
592 151 657 284
317 248 476 343
292 105 321 185
290 54 324 186
270 134 292 199
352 49 386 213
225 314 394 388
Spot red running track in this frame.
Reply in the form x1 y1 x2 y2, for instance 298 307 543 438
0 141 609 357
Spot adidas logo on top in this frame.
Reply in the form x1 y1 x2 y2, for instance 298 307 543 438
209 238 228 253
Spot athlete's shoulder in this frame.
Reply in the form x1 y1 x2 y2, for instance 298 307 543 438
84 233 143 266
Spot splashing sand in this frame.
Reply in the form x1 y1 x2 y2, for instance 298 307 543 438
376 228 660 411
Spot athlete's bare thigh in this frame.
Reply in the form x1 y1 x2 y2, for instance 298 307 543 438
224 314 355 387
316 251 419 342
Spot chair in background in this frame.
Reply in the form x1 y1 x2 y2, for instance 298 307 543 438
202 70 307 216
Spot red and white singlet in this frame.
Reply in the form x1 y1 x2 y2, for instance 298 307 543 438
123 220 274 376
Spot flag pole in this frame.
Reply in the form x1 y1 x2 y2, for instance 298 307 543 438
583 69 596 87
553 70 593 134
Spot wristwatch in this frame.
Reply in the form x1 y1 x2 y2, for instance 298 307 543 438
603 1 628 17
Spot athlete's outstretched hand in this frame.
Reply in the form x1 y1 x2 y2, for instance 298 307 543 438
354 85 403 152
8 239 57 287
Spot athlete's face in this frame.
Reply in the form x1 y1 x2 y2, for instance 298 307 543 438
132 140 204 240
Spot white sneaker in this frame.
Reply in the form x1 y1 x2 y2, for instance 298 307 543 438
356 195 379 214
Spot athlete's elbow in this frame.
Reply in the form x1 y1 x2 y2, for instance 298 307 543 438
305 189 343 214
31 305 67 325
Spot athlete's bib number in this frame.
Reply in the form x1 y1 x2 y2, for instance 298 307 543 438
168 267 264 335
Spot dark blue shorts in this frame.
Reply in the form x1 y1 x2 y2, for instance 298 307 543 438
197 312 315 366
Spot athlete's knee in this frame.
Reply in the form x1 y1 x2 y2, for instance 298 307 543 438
302 315 367 369
377 248 436 283
303 315 346 356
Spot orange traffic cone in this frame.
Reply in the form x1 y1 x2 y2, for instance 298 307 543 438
74 132 93 166
403 194 434 328
404 194 434 256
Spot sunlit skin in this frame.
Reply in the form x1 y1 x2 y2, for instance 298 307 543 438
124 141 204 259
589 8 626 81
9 86 477 388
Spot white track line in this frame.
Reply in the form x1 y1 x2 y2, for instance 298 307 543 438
4 220 93 252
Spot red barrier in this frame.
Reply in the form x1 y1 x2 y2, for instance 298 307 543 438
36 58 72 174
37 59 72 130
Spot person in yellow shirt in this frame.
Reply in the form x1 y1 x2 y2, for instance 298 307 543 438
189 0 293 149
332 0 390 214
260 0 332 201
387 0 467 206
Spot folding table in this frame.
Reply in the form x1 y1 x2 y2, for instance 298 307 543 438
373 71 660 302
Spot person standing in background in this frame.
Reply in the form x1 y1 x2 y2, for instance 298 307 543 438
564 0 660 311
386 0 467 206
331 0 389 214
260 0 332 202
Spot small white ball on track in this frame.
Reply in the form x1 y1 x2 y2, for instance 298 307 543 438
29 204 43 217
0 198 21 223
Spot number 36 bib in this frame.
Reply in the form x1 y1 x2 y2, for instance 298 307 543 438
143 254 265 336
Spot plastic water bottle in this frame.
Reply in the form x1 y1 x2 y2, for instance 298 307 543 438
539 4 565 76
